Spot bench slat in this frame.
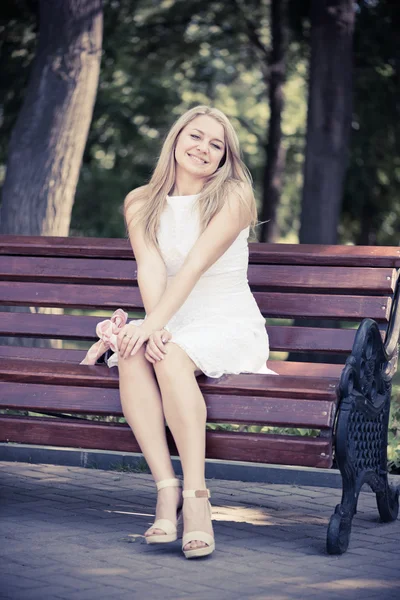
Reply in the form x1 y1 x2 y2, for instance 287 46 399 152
0 256 396 294
0 360 339 400
0 282 392 321
0 312 361 353
0 415 333 467
254 292 391 321
0 382 336 428
250 265 397 293
1 235 400 268
269 324 359 353
0 346 345 377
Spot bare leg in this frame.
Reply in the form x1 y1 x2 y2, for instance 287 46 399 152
118 346 181 537
153 342 213 551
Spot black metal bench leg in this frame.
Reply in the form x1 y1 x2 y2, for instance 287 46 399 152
375 477 399 522
326 319 399 555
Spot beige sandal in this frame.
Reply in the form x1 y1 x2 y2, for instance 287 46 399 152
145 478 183 544
182 489 215 559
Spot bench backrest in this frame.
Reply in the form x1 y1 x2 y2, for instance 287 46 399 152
1 235 399 358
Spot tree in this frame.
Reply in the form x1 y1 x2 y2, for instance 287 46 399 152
259 0 288 242
299 0 355 244
0 0 103 236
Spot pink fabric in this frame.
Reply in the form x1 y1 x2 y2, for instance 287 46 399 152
80 308 128 365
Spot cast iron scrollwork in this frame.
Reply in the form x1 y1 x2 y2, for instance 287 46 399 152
327 317 399 555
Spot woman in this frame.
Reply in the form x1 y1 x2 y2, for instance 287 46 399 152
88 105 275 559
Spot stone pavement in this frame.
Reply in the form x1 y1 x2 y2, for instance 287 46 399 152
0 461 399 600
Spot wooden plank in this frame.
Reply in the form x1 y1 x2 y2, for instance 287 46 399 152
0 235 133 259
0 281 392 321
0 312 106 340
248 265 397 294
268 324 353 353
267 324 359 353
0 415 333 467
249 243 400 268
0 361 339 400
1 234 400 268
0 282 143 310
0 345 86 362
0 346 345 377
0 313 361 353
268 361 344 378
0 256 137 285
254 292 392 322
204 431 333 467
0 382 336 428
1 256 396 294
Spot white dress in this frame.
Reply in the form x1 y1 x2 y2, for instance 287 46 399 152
107 193 276 378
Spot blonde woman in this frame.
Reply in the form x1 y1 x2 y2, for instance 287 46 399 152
102 106 275 559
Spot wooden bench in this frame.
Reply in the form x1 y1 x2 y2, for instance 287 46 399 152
0 234 399 554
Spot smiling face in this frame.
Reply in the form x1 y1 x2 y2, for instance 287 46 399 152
174 115 226 181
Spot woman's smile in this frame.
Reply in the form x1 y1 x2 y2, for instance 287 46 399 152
187 152 208 165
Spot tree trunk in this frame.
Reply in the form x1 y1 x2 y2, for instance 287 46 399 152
356 201 378 246
0 0 102 349
0 0 103 236
259 0 287 243
299 0 354 245
291 0 354 366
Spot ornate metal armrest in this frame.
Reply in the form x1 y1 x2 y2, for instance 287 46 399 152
338 317 392 410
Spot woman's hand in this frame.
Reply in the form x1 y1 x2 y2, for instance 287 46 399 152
117 322 153 359
144 329 172 363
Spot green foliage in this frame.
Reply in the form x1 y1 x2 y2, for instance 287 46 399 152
0 6 37 188
69 0 307 240
0 0 399 243
388 385 400 473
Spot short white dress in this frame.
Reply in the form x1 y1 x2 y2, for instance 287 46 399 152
107 193 276 378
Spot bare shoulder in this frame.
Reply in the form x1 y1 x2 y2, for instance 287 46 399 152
225 179 252 202
223 180 253 227
124 185 149 217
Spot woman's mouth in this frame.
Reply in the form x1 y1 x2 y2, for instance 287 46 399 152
187 153 207 165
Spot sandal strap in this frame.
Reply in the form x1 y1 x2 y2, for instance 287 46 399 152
182 489 210 499
182 531 214 548
156 478 182 491
150 518 177 535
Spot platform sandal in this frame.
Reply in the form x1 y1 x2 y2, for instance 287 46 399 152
145 478 183 544
181 489 215 559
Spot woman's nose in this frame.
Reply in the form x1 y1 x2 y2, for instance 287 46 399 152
197 139 208 153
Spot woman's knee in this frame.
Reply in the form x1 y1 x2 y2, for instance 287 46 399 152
153 342 197 380
118 345 154 378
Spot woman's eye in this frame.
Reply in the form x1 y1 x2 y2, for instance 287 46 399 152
190 134 200 139
212 144 221 150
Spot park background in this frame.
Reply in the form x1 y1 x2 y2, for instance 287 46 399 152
0 0 399 471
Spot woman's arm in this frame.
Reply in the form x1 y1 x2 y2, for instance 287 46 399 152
125 188 167 314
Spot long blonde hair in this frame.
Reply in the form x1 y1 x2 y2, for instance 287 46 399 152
124 105 259 246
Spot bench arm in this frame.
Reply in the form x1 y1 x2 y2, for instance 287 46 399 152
330 314 399 555
339 317 393 406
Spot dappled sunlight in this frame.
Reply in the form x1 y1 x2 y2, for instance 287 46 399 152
212 505 330 528
212 505 275 526
77 567 132 576
103 509 154 517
